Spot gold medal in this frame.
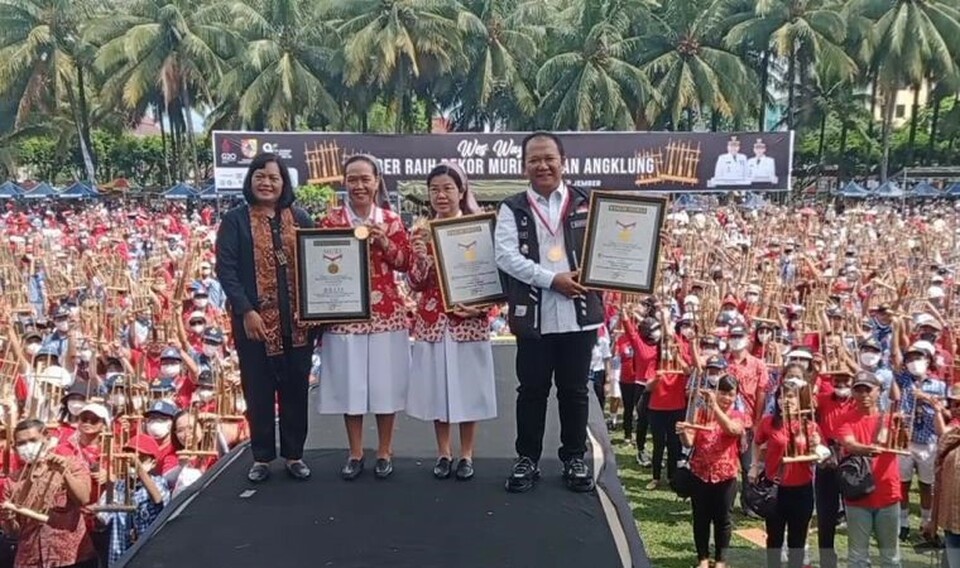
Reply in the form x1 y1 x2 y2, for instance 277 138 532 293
353 225 369 240
547 246 564 262
328 263 339 274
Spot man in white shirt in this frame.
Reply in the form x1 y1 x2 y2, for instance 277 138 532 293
495 132 604 494
708 136 748 187
747 138 778 184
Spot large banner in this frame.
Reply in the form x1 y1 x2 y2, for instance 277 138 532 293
212 131 794 193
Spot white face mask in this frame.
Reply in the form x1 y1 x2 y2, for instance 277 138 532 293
111 394 126 408
194 299 208 309
860 352 881 368
160 364 181 378
25 343 41 356
79 349 93 362
907 359 928 376
147 420 171 439
722 309 738 319
649 330 662 342
55 321 69 333
198 389 215 402
68 306 80 317
16 441 43 463
834 387 852 398
202 345 219 357
190 324 204 334
729 338 748 351
67 400 86 416
745 293 759 304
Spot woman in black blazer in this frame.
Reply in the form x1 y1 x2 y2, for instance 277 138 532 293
216 152 316 482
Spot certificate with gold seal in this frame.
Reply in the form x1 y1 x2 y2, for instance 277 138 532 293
579 192 665 294
429 212 506 311
294 228 371 323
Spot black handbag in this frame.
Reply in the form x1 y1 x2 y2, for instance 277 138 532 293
838 454 876 500
744 470 780 519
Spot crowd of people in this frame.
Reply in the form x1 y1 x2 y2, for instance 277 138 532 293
0 130 957 568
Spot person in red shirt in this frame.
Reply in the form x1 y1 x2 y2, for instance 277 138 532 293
678 374 744 568
814 370 855 568
646 316 689 491
142 401 180 476
837 371 903 568
627 316 659 467
726 324 768 512
750 383 820 568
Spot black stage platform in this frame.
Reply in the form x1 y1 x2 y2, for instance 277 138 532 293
121 343 650 568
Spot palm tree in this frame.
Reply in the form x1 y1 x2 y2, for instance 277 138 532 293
0 0 100 182
448 0 543 131
725 0 855 130
849 0 960 180
85 0 230 184
536 0 659 130
218 0 340 131
326 0 465 133
639 0 755 131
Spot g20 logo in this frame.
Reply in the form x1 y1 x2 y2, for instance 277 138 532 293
220 152 237 163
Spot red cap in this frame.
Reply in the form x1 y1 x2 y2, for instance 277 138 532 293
124 434 160 458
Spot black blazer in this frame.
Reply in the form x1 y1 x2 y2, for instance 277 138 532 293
215 204 314 343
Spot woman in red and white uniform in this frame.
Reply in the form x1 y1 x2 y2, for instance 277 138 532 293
317 154 412 481
405 162 496 481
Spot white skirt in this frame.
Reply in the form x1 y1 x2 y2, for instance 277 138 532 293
406 332 497 424
317 330 410 415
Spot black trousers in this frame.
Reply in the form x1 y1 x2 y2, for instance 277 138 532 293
691 476 737 562
589 369 606 407
649 408 684 481
765 483 815 568
515 330 596 462
815 467 842 568
238 340 313 463
620 382 650 449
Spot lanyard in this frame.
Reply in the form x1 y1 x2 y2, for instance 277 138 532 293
526 190 570 237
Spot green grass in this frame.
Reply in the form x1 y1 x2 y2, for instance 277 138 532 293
613 439 939 568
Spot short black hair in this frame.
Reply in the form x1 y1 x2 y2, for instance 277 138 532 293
241 152 295 209
717 374 738 392
14 418 45 435
426 164 464 192
521 131 565 164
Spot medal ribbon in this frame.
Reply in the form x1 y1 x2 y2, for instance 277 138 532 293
526 190 571 238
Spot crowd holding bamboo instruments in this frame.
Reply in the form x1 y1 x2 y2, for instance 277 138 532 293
0 194 958 567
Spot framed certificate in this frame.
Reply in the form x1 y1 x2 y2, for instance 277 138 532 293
428 212 506 311
579 191 665 294
294 228 371 323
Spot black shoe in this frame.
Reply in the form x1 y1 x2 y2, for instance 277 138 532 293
285 460 311 480
341 457 364 481
433 457 452 479
505 457 540 493
899 526 911 542
562 457 595 492
247 462 270 483
374 458 393 479
455 458 474 481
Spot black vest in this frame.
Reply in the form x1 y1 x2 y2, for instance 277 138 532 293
499 186 604 339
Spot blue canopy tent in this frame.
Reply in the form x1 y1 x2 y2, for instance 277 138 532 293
163 183 198 200
739 192 768 210
0 181 24 199
944 183 960 198
671 193 707 212
198 184 218 200
872 181 904 199
836 181 870 198
907 181 941 198
22 182 57 199
60 181 99 199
